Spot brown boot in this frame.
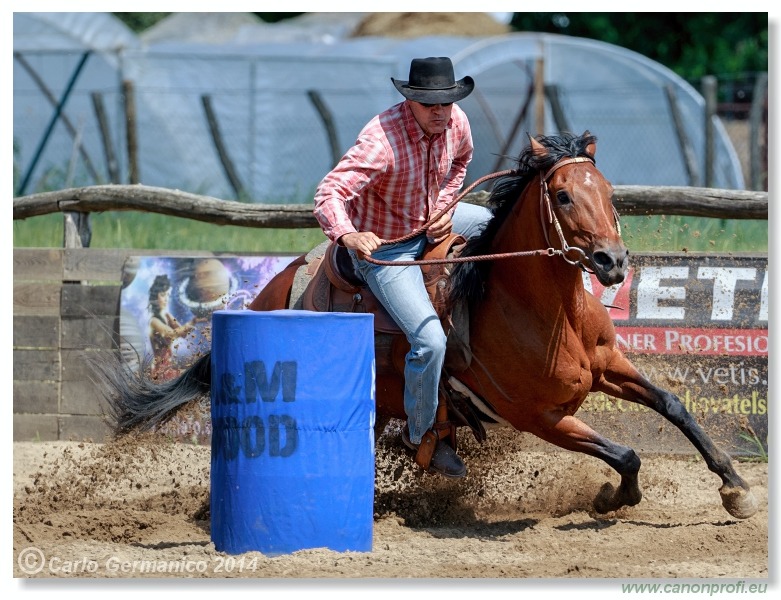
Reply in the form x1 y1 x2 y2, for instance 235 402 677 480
402 426 466 479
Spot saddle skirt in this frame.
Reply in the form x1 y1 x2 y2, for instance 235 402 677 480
290 234 472 370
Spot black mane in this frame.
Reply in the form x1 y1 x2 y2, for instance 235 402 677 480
450 131 597 307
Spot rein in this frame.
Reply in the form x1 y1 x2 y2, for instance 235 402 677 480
363 156 602 268
375 168 518 246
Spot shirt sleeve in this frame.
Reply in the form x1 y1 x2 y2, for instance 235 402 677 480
433 112 473 217
313 133 389 242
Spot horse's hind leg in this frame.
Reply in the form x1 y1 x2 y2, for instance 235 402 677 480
595 353 757 519
525 412 643 513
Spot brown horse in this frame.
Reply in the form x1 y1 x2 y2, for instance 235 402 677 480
103 132 757 520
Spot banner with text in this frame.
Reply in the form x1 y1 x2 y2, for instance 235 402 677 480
120 253 768 456
581 253 767 456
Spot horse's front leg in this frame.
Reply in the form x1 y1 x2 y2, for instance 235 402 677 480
594 351 758 520
520 410 643 514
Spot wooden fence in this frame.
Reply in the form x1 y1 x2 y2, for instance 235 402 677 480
12 185 768 442
15 183 769 228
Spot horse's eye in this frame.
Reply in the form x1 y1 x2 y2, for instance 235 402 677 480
556 191 571 205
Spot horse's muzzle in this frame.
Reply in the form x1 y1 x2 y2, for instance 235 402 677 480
590 245 629 286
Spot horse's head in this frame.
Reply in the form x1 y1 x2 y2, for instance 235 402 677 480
450 132 630 307
529 132 628 286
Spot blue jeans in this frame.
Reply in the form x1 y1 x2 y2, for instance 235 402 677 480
350 202 492 444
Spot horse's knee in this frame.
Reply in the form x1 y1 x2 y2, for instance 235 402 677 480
614 446 641 478
591 436 641 478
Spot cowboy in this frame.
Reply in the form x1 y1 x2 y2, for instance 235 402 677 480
313 56 491 478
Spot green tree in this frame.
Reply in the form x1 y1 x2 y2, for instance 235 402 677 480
114 12 171 32
509 13 767 80
254 13 304 23
114 12 303 32
113 12 767 81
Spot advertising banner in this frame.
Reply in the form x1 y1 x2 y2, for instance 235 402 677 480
582 254 767 456
120 253 768 456
119 256 295 385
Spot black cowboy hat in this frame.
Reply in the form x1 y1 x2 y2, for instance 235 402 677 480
391 57 474 104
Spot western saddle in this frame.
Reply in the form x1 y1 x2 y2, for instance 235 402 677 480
293 234 481 472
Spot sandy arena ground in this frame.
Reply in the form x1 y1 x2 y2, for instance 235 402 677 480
11 419 770 595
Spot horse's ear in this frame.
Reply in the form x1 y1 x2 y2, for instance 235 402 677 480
528 134 549 157
582 130 597 158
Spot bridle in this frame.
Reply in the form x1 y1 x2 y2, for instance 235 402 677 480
538 156 592 268
364 155 621 269
362 155 623 407
538 156 622 270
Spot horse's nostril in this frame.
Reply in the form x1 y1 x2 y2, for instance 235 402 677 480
592 251 615 269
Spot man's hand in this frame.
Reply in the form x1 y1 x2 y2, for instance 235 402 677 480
340 231 382 259
426 212 453 243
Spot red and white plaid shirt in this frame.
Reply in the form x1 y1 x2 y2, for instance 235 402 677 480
313 101 473 242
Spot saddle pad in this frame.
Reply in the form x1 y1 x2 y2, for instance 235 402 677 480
290 241 329 310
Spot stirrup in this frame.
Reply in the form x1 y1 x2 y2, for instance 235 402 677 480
402 426 466 479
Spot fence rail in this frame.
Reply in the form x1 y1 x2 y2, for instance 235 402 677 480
14 184 769 234
12 182 768 442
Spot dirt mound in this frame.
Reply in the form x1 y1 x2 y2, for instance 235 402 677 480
352 12 511 38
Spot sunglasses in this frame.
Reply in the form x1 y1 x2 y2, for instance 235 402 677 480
419 102 453 108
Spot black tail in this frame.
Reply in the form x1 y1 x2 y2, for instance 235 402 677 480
91 351 212 435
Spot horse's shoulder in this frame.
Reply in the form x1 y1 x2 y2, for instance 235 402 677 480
583 291 618 345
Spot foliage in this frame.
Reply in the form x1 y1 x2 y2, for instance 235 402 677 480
113 12 304 32
13 211 766 254
112 12 767 81
254 13 304 23
13 212 327 253
509 13 767 82
737 425 768 463
113 12 171 32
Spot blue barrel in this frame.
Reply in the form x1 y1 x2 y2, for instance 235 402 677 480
209 309 376 555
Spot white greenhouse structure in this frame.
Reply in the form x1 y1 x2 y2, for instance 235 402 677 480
13 12 746 202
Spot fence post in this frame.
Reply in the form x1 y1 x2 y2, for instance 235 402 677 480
16 51 92 196
63 212 92 249
307 90 341 169
544 84 570 133
665 84 700 187
533 55 545 135
749 72 768 191
91 92 120 184
202 94 246 199
702 75 718 188
14 51 99 187
123 80 139 185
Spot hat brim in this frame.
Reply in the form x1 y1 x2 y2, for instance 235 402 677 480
391 75 474 104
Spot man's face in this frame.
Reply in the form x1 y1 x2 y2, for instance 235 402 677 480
408 100 453 137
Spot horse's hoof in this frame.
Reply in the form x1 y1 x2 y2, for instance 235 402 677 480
720 485 758 519
594 481 642 514
593 482 617 513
